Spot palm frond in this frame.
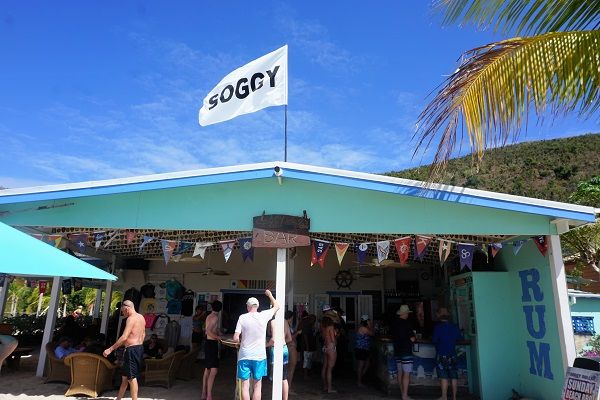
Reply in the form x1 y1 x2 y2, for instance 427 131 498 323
436 0 600 36
415 30 600 178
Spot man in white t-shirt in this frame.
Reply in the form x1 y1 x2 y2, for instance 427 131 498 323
233 289 280 400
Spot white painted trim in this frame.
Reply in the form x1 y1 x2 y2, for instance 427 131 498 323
551 219 570 234
0 161 594 218
548 235 576 372
272 248 286 400
37 276 61 377
286 255 294 317
568 291 600 299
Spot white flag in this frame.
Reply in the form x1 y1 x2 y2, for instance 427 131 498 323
193 242 214 259
199 45 288 126
376 240 390 264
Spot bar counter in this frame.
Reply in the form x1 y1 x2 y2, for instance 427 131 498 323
373 336 474 395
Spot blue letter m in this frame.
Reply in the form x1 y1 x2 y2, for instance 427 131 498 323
526 341 554 380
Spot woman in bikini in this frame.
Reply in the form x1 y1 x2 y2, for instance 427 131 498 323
320 316 337 393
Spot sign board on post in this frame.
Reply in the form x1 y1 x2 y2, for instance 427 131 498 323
252 214 310 248
562 366 600 400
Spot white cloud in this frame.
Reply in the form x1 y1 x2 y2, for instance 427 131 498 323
275 13 361 72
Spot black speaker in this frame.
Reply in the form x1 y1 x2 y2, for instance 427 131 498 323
122 258 150 270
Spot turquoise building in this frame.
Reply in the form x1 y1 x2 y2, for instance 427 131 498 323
0 161 596 399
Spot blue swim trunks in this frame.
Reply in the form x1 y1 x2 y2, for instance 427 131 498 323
436 355 458 380
268 344 289 364
237 359 268 380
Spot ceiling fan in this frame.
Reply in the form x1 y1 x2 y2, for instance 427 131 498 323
198 267 230 276
354 258 403 268
345 266 381 278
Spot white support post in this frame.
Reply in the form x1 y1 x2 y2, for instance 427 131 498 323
548 234 576 371
272 248 287 400
100 279 113 335
0 276 10 320
93 288 102 318
36 276 61 377
286 254 295 315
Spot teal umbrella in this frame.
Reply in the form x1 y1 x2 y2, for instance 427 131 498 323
0 222 116 280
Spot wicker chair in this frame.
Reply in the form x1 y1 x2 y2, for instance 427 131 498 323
44 342 71 384
143 350 185 388
177 346 201 381
64 352 117 398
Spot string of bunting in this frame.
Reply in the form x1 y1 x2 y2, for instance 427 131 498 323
28 230 549 271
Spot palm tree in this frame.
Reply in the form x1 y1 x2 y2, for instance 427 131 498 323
415 0 600 178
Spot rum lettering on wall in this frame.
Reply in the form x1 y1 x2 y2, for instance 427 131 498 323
519 268 554 380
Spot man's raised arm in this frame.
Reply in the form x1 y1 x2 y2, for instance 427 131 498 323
265 289 280 314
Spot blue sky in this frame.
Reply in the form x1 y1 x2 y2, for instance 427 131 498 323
1 1 597 188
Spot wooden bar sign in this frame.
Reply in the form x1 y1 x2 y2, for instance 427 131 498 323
252 214 311 248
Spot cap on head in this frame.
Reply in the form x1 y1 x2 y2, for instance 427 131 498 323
322 304 331 312
246 297 259 307
360 314 370 322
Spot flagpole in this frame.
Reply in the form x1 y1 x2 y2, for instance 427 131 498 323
284 105 288 161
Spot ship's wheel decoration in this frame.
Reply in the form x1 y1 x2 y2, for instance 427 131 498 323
335 269 354 289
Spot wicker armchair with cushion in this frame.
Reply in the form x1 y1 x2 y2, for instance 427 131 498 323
64 352 117 398
44 342 71 384
177 346 201 381
143 350 185 388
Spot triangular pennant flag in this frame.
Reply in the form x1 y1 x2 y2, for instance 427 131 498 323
414 235 432 261
356 242 369 265
512 239 525 255
34 234 63 248
69 233 89 252
458 243 475 271
394 237 412 265
532 236 548 257
193 242 213 259
174 241 193 256
93 231 105 250
490 243 503 258
438 239 452 266
38 280 48 295
311 240 331 268
103 230 120 248
334 243 350 266
126 231 136 245
238 237 254 262
220 240 236 263
376 240 390 264
139 235 154 253
161 239 178 265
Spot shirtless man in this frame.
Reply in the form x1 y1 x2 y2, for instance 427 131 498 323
267 315 291 400
321 315 337 393
202 300 223 400
103 300 146 400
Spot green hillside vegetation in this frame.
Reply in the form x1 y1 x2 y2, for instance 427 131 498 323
388 133 600 203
